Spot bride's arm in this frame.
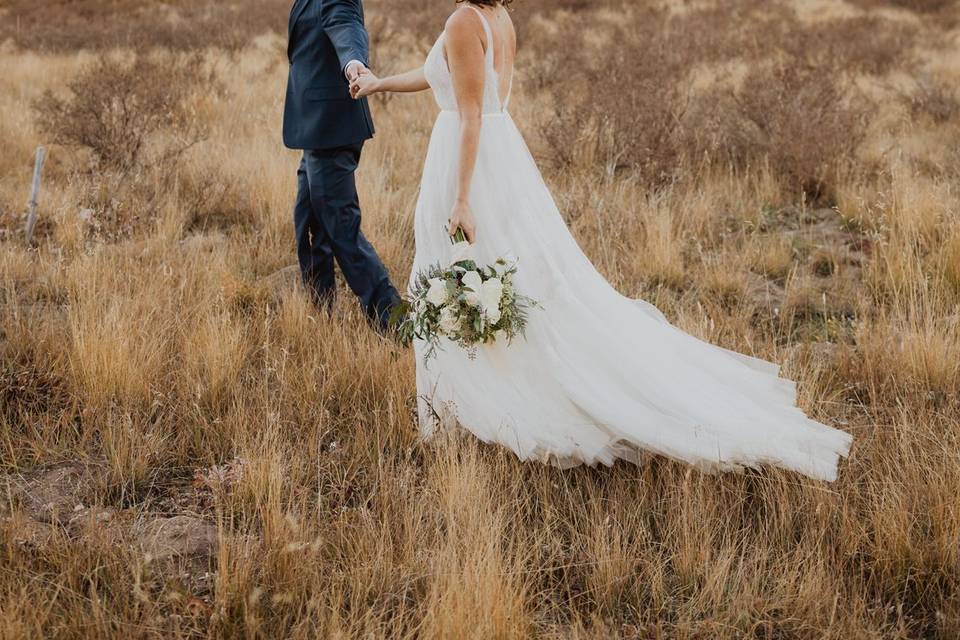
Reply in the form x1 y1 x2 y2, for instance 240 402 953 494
445 9 486 243
350 67 429 97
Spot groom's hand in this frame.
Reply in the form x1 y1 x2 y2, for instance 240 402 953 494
344 60 368 83
350 71 381 99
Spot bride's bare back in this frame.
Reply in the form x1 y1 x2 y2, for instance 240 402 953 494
444 3 516 112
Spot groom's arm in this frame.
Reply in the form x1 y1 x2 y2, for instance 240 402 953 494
320 0 370 79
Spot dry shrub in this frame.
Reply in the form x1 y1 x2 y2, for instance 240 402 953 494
364 0 633 48
894 0 956 10
509 0 628 39
702 63 870 203
0 0 289 52
904 76 960 125
671 0 795 64
784 16 917 76
535 6 871 201
177 168 259 234
33 55 210 173
364 0 455 43
535 8 694 185
0 356 71 434
850 0 955 13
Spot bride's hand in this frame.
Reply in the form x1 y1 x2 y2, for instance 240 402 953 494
350 71 380 99
448 200 477 244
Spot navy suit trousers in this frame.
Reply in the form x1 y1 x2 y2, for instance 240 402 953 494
294 143 399 329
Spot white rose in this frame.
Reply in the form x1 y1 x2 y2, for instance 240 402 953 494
426 278 449 306
451 240 474 264
439 307 460 334
461 271 483 306
479 277 503 324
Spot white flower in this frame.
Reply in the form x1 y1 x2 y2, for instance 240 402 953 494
479 277 503 324
461 271 483 306
495 254 516 276
439 306 460 334
426 278 449 306
451 240 474 264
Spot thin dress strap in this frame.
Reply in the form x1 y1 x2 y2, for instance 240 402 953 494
463 4 495 67
462 4 512 110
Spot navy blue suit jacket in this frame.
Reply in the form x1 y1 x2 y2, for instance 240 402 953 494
283 0 376 150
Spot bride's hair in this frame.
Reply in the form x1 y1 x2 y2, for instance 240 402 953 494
456 0 512 7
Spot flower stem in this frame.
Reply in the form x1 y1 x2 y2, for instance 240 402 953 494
450 228 467 245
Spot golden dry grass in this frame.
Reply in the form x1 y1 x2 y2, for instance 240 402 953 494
1 0 959 638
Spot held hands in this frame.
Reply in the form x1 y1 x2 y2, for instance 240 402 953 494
350 69 380 99
448 200 477 244
344 60 367 83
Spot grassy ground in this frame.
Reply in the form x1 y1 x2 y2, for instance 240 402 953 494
1 0 959 637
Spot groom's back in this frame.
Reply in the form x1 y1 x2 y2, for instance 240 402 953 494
283 0 375 150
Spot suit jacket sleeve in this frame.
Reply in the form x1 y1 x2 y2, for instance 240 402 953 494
321 0 370 72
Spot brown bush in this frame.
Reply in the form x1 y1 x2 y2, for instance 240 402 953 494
0 0 289 52
849 0 955 13
700 63 870 203
666 0 795 64
904 76 960 125
533 6 871 200
784 16 917 76
179 168 260 235
534 7 695 185
364 0 633 46
363 0 446 44
33 55 210 173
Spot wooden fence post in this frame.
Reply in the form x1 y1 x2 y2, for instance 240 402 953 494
24 146 47 245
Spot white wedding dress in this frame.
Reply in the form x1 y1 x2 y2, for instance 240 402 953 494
410 7 852 482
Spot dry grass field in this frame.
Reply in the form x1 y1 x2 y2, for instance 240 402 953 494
1 0 960 637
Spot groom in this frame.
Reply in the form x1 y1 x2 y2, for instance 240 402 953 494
283 0 400 332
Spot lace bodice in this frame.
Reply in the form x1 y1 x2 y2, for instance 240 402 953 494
423 6 512 115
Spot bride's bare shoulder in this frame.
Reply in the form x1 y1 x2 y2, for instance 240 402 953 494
444 6 483 40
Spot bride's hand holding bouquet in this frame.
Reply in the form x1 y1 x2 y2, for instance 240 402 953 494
392 224 538 360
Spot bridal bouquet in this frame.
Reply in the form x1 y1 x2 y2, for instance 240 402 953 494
393 230 538 360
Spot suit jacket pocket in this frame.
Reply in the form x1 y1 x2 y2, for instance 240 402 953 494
305 85 351 101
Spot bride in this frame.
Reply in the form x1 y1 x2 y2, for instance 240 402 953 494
350 0 853 481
